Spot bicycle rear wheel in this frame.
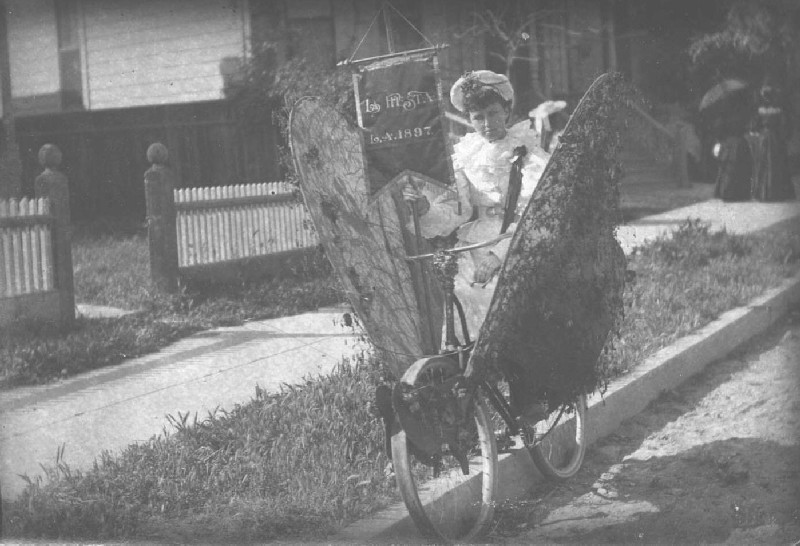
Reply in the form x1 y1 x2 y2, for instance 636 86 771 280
391 356 498 542
529 394 587 480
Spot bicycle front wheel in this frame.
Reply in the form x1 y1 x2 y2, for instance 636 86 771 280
391 356 498 542
529 394 587 480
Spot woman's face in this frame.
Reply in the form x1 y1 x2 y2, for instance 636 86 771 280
468 102 509 142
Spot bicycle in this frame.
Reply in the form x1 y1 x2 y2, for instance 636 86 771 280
388 234 588 542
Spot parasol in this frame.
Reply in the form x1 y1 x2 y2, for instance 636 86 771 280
699 79 748 111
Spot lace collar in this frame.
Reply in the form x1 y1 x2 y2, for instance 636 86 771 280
453 121 540 174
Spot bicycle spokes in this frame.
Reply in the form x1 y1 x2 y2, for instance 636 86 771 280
391 356 498 542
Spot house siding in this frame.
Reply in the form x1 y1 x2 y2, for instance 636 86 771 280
6 0 61 114
6 0 251 114
82 0 249 110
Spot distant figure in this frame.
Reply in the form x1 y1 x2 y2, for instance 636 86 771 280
712 91 754 201
751 82 796 201
529 100 568 152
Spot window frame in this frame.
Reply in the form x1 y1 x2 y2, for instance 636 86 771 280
54 0 86 110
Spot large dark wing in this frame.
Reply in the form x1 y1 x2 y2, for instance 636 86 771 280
466 73 632 407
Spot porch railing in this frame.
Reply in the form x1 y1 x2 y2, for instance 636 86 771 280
624 101 690 187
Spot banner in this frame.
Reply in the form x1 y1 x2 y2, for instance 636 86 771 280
353 54 455 196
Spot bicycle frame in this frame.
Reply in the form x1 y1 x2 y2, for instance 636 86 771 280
389 209 589 542
405 237 524 443
404 231 578 452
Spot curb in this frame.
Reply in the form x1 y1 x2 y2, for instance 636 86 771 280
333 272 800 543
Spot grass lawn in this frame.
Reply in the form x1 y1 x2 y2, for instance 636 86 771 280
72 232 153 310
0 231 342 389
3 218 800 542
1 175 717 390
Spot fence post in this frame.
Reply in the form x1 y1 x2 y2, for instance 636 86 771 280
34 144 75 326
144 142 179 292
673 125 690 188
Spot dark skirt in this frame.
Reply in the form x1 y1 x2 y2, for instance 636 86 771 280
714 136 753 202
752 128 796 201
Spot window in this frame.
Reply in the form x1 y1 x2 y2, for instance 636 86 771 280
382 0 424 54
536 7 570 97
55 0 83 109
286 0 336 68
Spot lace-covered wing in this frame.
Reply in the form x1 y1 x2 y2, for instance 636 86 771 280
290 98 442 377
468 73 631 406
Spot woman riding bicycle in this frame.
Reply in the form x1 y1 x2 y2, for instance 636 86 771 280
403 69 552 423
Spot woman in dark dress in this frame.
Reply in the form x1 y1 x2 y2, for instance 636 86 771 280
712 92 754 202
751 82 796 201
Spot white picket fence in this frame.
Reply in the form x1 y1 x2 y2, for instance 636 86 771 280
0 198 54 297
173 182 318 267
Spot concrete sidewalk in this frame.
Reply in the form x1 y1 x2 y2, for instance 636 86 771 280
0 307 368 499
1 198 798 501
617 199 800 253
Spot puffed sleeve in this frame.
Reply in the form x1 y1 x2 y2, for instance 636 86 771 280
407 169 472 239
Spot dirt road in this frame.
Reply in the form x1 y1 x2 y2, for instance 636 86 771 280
490 308 800 544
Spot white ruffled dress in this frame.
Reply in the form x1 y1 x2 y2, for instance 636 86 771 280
415 120 549 341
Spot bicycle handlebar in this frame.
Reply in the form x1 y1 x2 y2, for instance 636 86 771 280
406 232 512 262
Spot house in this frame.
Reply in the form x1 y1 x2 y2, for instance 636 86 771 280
6 0 252 114
0 0 730 223
1 0 272 222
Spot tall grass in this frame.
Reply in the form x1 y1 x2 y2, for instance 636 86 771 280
1 235 341 388
603 219 800 379
3 219 800 541
0 315 199 387
5 357 392 542
72 233 153 310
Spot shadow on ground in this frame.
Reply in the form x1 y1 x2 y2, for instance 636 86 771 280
518 438 800 544
490 318 800 544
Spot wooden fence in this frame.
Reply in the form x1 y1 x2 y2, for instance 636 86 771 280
0 196 73 327
144 143 318 289
1 144 75 327
174 182 317 267
0 198 54 297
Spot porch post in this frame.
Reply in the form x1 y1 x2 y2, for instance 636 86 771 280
34 144 75 326
673 126 690 188
144 142 179 292
0 0 22 198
